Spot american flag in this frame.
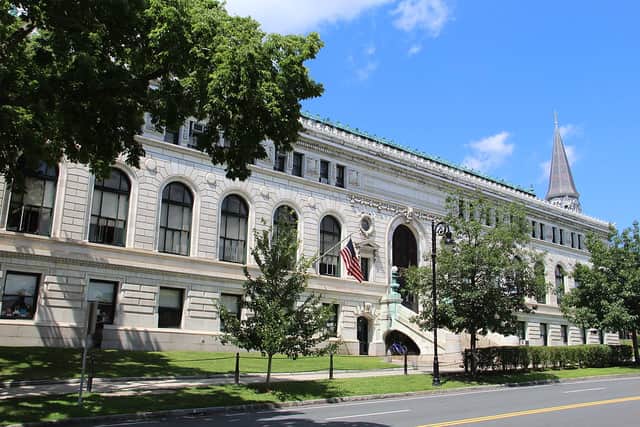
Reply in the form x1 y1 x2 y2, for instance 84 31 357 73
340 238 364 283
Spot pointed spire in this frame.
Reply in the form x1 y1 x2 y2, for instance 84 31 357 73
545 112 581 212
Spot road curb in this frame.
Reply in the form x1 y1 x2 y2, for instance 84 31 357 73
7 373 640 427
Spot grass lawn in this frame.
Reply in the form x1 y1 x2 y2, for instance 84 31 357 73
0 347 396 381
1 366 639 426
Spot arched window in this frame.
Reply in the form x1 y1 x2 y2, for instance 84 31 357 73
393 224 418 311
534 261 546 304
7 162 58 236
158 182 193 255
89 169 130 246
555 265 565 305
273 205 298 239
219 195 249 263
319 216 341 276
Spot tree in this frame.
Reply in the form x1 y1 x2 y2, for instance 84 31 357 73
1 0 323 183
404 195 543 375
561 223 640 364
218 220 332 388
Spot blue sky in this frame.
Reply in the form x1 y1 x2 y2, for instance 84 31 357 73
226 1 639 229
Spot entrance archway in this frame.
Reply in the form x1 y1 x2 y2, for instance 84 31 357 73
392 224 418 311
357 316 369 355
385 330 420 355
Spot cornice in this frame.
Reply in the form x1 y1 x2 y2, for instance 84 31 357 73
299 118 609 231
136 128 609 231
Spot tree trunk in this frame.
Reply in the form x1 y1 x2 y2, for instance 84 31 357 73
470 331 477 376
632 330 640 366
266 353 273 389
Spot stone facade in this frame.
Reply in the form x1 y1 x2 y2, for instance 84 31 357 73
0 114 618 358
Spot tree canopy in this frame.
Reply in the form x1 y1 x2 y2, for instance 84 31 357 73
1 0 323 183
218 220 332 387
561 222 640 364
404 195 544 374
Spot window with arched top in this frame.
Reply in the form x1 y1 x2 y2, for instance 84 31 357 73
7 162 58 236
158 182 193 256
219 195 249 263
273 205 298 239
319 215 341 276
555 265 565 305
89 169 130 246
534 261 546 304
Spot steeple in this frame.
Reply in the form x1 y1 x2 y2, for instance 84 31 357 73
545 112 581 212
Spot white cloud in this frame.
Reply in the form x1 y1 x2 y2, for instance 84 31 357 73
391 0 449 37
462 132 513 173
356 61 379 80
407 44 422 56
365 44 377 56
225 0 393 34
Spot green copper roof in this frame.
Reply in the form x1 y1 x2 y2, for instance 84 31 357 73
301 111 536 196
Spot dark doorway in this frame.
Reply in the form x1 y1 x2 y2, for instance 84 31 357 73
392 224 418 311
385 330 421 355
357 316 369 355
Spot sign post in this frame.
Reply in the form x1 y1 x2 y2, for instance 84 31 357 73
78 302 98 406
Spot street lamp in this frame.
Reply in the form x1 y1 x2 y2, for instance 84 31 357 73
431 220 453 386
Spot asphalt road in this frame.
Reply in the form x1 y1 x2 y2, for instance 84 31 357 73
96 376 640 427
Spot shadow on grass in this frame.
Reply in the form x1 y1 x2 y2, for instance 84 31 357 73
250 379 340 402
0 347 222 381
442 370 563 387
0 382 373 426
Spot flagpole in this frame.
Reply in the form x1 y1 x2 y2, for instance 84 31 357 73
309 231 355 266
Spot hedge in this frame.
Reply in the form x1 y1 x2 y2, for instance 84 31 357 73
463 344 633 372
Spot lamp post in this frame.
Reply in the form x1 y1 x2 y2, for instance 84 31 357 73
431 220 453 386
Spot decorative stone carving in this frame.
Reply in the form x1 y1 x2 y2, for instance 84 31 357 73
260 186 270 199
359 214 374 237
349 194 437 222
403 207 414 223
144 158 157 172
205 173 217 186
306 196 316 209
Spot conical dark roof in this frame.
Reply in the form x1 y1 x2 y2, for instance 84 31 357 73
545 113 579 200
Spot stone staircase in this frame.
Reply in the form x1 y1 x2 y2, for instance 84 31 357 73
390 303 464 366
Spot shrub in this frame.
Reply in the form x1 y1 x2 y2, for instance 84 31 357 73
463 343 632 372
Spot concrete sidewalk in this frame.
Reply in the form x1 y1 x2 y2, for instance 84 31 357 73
0 363 463 400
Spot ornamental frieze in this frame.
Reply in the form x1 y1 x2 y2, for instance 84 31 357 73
348 194 438 223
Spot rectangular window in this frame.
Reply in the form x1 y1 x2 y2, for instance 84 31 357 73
1 272 40 320
458 199 465 219
531 221 537 238
570 232 576 248
540 323 548 346
552 227 557 243
88 280 117 325
517 321 527 341
578 234 583 250
559 229 564 245
539 223 545 240
335 165 345 188
220 293 241 332
158 287 183 328
319 160 330 184
274 150 286 172
360 257 370 282
323 303 339 337
292 152 304 177
561 325 568 344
